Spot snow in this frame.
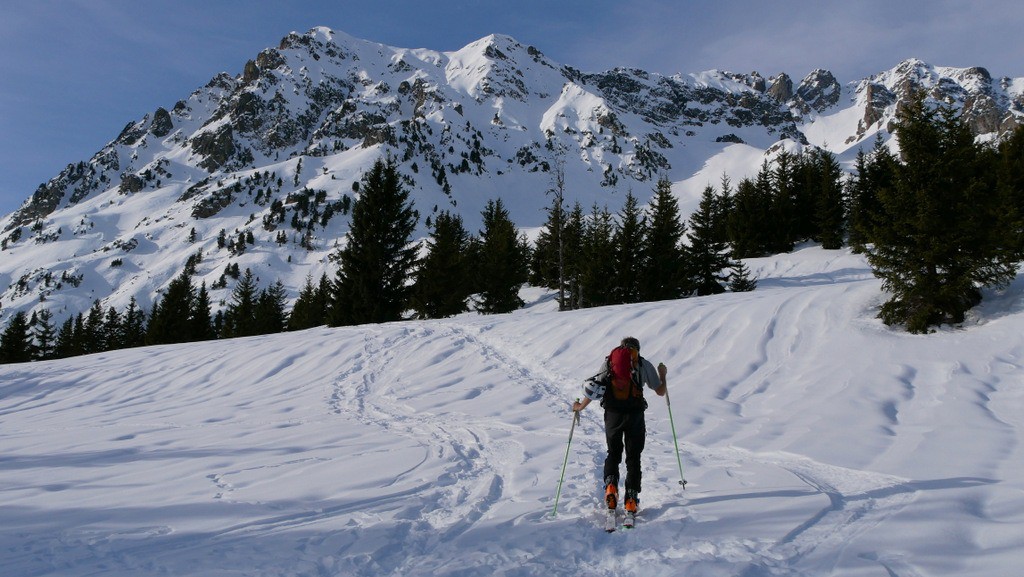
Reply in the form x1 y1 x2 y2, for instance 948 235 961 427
3 245 1024 576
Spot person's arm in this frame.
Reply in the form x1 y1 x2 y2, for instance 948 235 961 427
573 397 592 412
654 362 667 397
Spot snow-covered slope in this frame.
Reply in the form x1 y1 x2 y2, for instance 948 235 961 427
3 246 1024 576
1 26 1022 326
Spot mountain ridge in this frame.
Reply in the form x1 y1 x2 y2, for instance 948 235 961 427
1 26 1021 324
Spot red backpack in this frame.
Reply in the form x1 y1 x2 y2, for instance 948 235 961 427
604 345 645 409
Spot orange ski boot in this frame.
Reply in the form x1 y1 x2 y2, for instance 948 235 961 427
604 483 618 510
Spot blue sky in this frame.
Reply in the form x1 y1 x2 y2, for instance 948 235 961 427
2 0 1022 217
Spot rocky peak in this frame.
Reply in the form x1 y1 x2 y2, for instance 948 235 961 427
797 69 841 111
767 73 794 102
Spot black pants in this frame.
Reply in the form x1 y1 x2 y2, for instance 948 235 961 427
603 409 646 495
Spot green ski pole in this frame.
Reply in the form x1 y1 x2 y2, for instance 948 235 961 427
664 383 687 488
551 399 581 516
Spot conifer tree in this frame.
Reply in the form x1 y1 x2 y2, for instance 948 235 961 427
0 311 33 364
54 316 78 358
256 280 289 334
412 211 473 318
577 204 616 308
102 306 122 351
867 96 1018 332
771 150 800 249
30 309 56 360
290 274 331 330
531 160 570 308
83 300 105 354
474 198 530 314
147 271 198 345
688 184 735 295
73 314 86 354
728 174 774 258
642 176 689 301
729 261 758 292
222 268 260 338
611 190 647 304
995 125 1024 256
330 155 418 326
713 174 736 245
529 198 562 289
192 282 216 341
121 298 147 348
849 135 898 252
847 149 873 252
561 202 585 309
807 149 847 249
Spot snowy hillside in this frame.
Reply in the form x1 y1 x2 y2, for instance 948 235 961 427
1 26 1022 327
3 246 1024 576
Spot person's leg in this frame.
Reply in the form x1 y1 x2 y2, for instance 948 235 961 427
603 410 626 507
623 412 646 509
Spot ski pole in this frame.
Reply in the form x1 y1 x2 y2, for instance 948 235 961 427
665 386 687 488
551 399 581 516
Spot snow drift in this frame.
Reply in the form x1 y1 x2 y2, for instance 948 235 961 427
3 246 1024 576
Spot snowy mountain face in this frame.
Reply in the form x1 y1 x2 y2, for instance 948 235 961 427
1 26 1022 323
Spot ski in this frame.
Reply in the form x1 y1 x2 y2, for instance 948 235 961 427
623 510 636 529
604 509 617 532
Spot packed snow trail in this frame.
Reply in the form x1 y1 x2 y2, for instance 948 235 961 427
2 247 1024 576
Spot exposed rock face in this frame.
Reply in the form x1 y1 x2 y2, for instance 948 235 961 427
190 125 237 171
767 73 794 102
797 70 841 111
150 107 174 137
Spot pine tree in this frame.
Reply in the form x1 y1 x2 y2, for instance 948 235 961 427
222 268 260 338
121 298 147 348
728 174 775 258
611 190 647 304
847 149 873 252
729 261 758 292
330 155 418 326
531 160 570 308
867 96 1018 332
770 151 798 252
289 274 331 330
995 124 1024 256
147 271 198 345
30 309 56 360
561 202 585 309
577 204 616 308
412 211 472 318
529 199 561 289
102 306 123 351
54 316 78 358
809 149 846 249
192 282 216 341
255 280 289 334
474 198 530 314
849 135 899 252
0 311 33 364
73 314 86 355
83 300 105 354
713 174 736 245
642 176 689 301
688 184 735 296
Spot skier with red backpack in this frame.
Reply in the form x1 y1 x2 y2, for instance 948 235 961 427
573 336 667 528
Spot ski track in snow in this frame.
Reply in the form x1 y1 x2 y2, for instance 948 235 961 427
2 249 1023 576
